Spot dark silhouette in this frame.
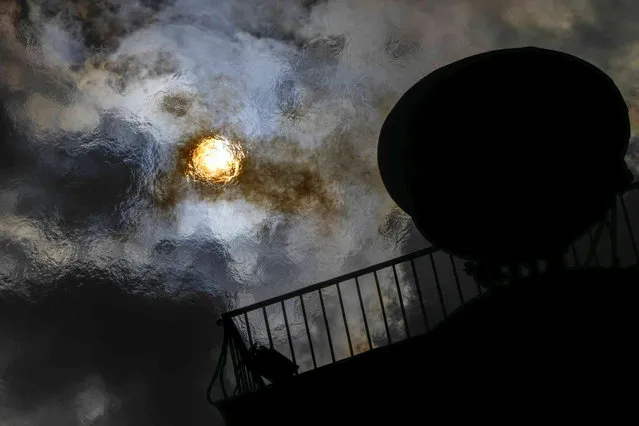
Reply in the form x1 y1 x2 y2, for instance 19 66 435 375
378 46 632 264
245 343 299 384
212 47 638 425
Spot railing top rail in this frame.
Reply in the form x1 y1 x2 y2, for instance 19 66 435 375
221 182 639 319
222 246 440 318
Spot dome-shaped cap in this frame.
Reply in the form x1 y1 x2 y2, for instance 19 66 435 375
378 47 631 261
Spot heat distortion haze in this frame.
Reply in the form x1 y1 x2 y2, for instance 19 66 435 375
1 1 639 425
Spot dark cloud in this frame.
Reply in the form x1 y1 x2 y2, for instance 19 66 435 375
35 0 175 53
252 217 303 292
0 269 226 425
3 112 162 235
150 235 241 296
0 103 22 174
1 95 237 424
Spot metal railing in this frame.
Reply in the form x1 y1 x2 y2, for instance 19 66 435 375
208 184 639 402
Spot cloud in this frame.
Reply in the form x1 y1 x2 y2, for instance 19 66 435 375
23 93 100 133
0 271 226 425
1 0 639 424
500 0 596 32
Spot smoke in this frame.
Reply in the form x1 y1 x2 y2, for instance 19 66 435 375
1 0 639 424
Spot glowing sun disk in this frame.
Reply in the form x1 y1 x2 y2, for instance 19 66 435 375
187 135 244 184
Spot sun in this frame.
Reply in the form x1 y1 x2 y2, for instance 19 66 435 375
186 135 244 184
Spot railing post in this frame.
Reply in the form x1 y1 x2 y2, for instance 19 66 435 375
430 254 447 317
300 295 317 369
262 307 274 349
374 271 392 344
227 323 244 395
410 259 430 332
319 289 336 363
243 312 253 346
281 300 297 366
449 255 464 304
355 277 373 350
337 283 354 356
207 318 230 404
392 265 410 338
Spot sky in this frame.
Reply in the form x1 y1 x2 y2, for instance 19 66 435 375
1 0 638 425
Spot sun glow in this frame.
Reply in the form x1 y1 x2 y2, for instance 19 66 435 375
186 135 244 184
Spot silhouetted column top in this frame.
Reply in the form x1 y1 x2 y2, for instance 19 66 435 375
378 46 631 262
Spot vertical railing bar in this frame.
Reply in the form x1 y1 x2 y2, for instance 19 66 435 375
410 259 430 332
228 333 245 395
227 336 240 393
243 312 253 346
337 282 354 357
240 313 253 391
300 295 317 369
449 255 464 304
374 271 392 344
244 362 254 392
223 351 231 398
430 254 448 317
318 289 336 363
620 195 639 263
233 317 251 393
240 349 251 393
355 277 373 350
243 361 253 393
262 307 274 349
234 342 245 395
236 344 250 393
281 300 297 366
392 264 410 338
